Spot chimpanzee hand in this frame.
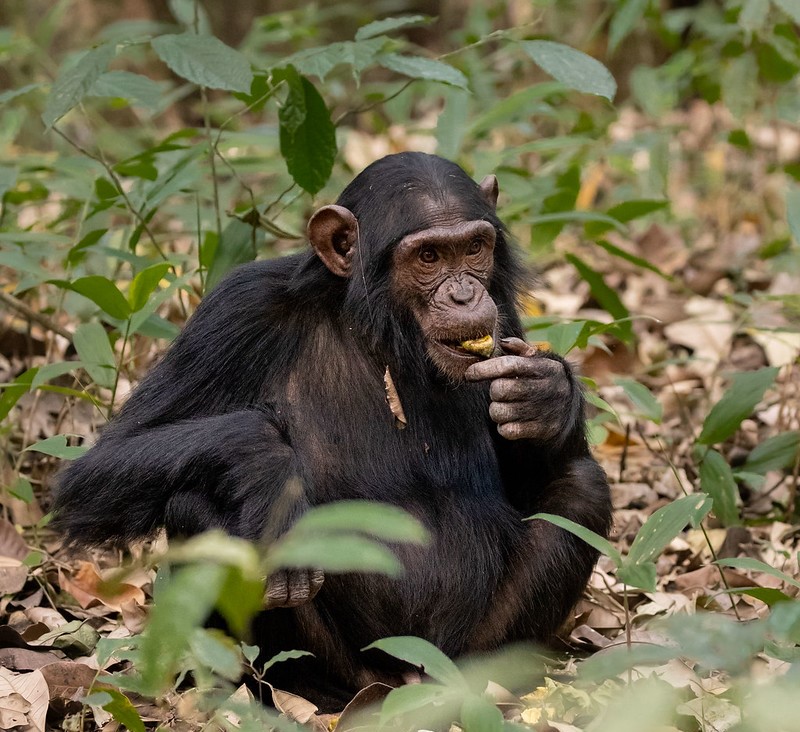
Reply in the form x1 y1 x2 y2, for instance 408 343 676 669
265 569 325 609
465 338 579 445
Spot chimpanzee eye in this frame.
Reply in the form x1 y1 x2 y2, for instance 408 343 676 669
419 247 438 264
467 239 483 255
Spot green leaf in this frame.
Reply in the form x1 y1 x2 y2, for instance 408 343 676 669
773 0 800 24
206 218 261 292
529 513 622 565
722 52 758 119
593 239 672 280
355 15 432 40
626 494 712 568
268 534 403 576
365 637 465 688
566 254 632 341
617 562 658 592
73 322 117 389
263 649 314 672
189 628 242 681
699 449 741 527
742 431 800 474
128 262 170 312
787 186 800 245
86 689 145 732
0 368 37 421
25 435 88 460
739 0 770 32
42 43 117 128
151 33 253 92
50 275 131 320
30 361 82 390
9 477 34 503
281 39 387 82
276 67 336 194
288 501 429 544
379 683 456 726
0 83 42 105
609 0 650 53
697 367 780 445
377 54 469 89
585 199 668 237
716 556 800 590
460 696 503 732
615 377 663 424
520 40 617 101
89 70 164 110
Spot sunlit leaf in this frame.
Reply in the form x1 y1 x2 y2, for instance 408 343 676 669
520 40 616 100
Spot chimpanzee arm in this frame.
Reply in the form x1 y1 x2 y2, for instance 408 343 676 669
53 408 305 546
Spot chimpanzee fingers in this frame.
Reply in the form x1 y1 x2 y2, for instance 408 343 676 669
498 337 538 358
497 419 562 442
466 355 564 382
489 374 572 405
265 568 325 609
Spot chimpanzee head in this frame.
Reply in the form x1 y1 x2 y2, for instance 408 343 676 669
307 152 521 381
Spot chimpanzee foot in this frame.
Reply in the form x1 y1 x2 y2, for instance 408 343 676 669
265 568 325 609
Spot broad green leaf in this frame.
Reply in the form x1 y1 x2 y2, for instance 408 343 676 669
151 33 253 92
67 229 107 266
263 649 314 672
276 67 336 194
189 628 242 681
468 82 565 136
281 39 387 82
42 43 117 128
740 0 770 32
566 254 632 342
585 199 668 237
355 15 431 40
268 534 402 576
615 377 663 424
609 0 650 53
25 435 87 460
128 262 170 312
9 477 34 503
216 566 264 637
697 367 779 445
288 501 429 544
737 587 794 606
722 52 758 119
460 696 503 732
379 683 456 726
617 561 658 591
626 494 712 568
0 368 38 421
520 40 617 101
741 430 800 474
773 0 800 24
529 513 622 565
377 53 469 89
365 637 465 688
787 186 800 245
50 275 131 320
0 83 42 105
206 218 262 292
73 322 117 389
699 449 741 527
435 87 469 159
716 556 800 590
166 531 262 577
30 361 82 390
84 690 145 732
89 70 164 110
532 210 626 232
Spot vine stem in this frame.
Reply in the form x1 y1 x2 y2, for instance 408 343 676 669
109 318 131 419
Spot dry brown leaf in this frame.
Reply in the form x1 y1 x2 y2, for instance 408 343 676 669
60 561 146 612
336 682 393 732
0 520 28 561
0 561 28 596
0 648 62 672
0 668 48 732
383 366 407 429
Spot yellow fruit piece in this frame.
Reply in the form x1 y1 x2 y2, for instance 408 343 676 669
460 335 494 357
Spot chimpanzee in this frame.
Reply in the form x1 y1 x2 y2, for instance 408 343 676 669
53 152 611 709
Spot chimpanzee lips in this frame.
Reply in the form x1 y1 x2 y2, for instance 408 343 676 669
436 334 494 359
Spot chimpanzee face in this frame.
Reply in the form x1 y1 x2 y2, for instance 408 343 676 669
389 217 498 380
307 169 501 382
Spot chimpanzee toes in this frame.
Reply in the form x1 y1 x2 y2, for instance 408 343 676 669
265 569 325 609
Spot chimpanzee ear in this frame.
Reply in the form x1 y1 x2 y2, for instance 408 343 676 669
307 204 359 278
478 174 499 209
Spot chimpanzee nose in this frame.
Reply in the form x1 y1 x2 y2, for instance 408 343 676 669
447 278 476 305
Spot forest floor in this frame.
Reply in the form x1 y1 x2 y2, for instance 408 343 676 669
1 100 799 731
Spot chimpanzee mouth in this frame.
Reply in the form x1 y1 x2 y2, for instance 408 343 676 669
434 335 494 360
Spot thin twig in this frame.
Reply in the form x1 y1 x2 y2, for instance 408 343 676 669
0 290 72 341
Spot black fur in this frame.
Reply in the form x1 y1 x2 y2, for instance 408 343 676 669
53 152 611 709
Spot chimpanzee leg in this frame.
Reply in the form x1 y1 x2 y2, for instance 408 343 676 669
468 456 611 650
